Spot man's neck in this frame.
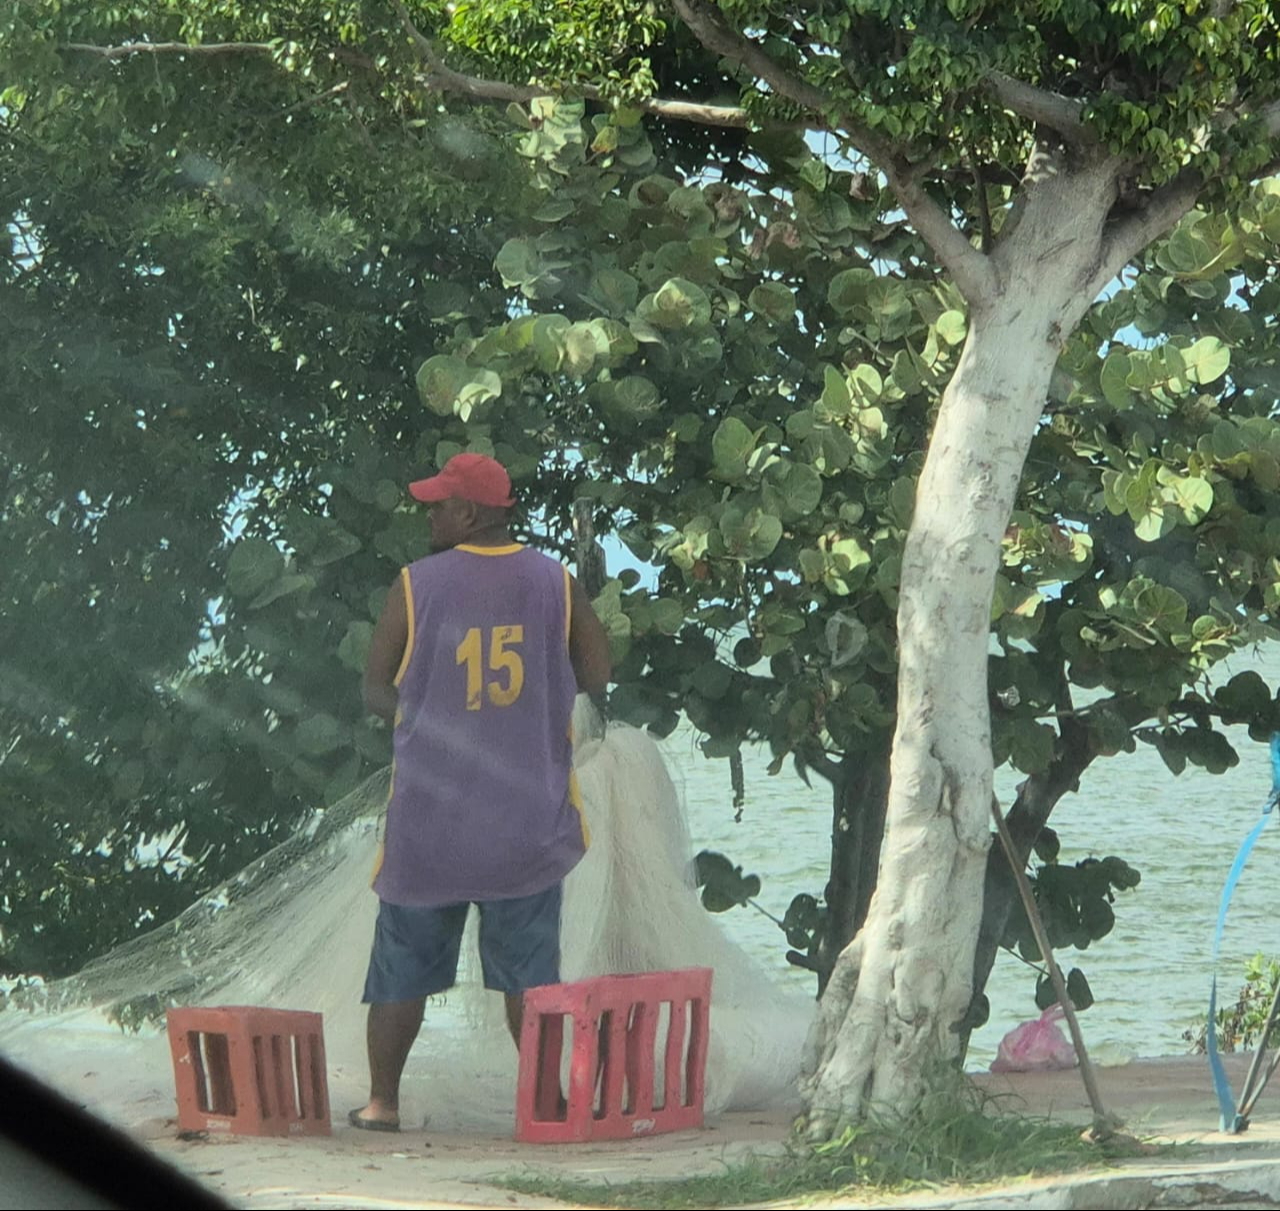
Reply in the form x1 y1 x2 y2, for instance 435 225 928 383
458 525 513 548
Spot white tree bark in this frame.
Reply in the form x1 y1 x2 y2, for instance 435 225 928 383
801 151 1160 1134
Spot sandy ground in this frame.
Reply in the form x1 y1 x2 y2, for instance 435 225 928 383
11 1026 1280 1210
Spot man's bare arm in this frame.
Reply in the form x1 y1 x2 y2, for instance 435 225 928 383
568 574 612 696
363 574 409 722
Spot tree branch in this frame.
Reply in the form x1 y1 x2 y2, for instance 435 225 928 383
667 1 993 297
1087 92 1280 293
390 0 776 130
890 168 996 299
274 80 350 118
1090 169 1201 296
1260 98 1280 140
63 41 275 60
986 72 1094 144
798 743 841 786
970 152 993 254
669 0 832 115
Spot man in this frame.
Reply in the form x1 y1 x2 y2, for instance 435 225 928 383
349 453 612 1132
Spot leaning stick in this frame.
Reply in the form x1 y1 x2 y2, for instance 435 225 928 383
990 798 1121 1138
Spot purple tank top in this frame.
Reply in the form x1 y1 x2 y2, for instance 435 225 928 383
374 543 586 906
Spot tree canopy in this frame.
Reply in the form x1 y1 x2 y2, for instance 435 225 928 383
6 0 1280 1136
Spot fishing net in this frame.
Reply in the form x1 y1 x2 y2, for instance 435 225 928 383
0 702 810 1132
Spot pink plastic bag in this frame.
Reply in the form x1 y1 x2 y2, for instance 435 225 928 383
989 1004 1078 1073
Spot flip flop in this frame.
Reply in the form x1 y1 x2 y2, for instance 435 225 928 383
348 1107 400 1133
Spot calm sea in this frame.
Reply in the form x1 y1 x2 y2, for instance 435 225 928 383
670 645 1280 1069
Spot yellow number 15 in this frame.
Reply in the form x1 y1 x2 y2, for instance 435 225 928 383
455 625 525 710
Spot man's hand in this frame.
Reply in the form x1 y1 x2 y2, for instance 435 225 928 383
568 573 612 697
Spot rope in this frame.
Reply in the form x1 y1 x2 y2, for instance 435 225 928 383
1207 732 1280 1133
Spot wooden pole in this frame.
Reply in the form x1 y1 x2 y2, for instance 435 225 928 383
989 798 1122 1138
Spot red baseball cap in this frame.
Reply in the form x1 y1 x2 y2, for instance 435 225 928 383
408 453 515 508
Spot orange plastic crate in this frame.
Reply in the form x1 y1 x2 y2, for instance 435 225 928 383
515 968 711 1143
166 1006 330 1137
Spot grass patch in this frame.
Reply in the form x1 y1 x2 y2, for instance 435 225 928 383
499 1079 1163 1209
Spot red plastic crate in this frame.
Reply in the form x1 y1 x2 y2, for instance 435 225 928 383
515 968 712 1144
166 1006 330 1137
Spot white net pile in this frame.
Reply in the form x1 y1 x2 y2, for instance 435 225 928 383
0 703 811 1133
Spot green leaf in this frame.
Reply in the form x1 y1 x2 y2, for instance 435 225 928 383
530 197 575 222
295 518 362 567
530 314 571 368
373 479 401 512
1085 703 1136 757
1066 967 1095 1011
1100 350 1132 408
782 892 824 950
609 375 661 418
849 363 883 404
1213 670 1272 721
649 597 684 635
249 572 315 609
338 621 374 672
1182 727 1239 774
112 759 146 800
799 547 825 583
495 237 539 287
692 661 733 699
748 281 796 325
720 504 783 562
1162 474 1213 523
1150 729 1187 776
227 538 286 598
820 364 852 417
694 850 762 913
823 535 871 594
763 461 823 520
588 267 639 315
1078 898 1115 942
712 417 757 481
648 277 712 329
827 267 874 315
1183 336 1230 385
1007 718 1055 774
1034 827 1060 863
416 355 470 417
562 324 600 374
1133 503 1175 542
825 612 868 667
864 279 912 334
935 309 966 346
374 513 432 565
1133 582 1188 630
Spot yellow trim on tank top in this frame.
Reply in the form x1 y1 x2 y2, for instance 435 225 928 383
563 565 587 845
455 542 525 556
393 566 414 687
562 564 571 651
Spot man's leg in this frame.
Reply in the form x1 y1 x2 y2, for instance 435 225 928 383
352 900 467 1130
479 885 562 1045
503 993 524 1045
359 998 426 1124
502 980 606 1118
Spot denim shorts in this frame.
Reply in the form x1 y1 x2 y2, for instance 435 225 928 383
362 882 562 1002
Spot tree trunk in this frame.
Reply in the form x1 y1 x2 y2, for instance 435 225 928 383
813 743 891 996
800 153 1126 1135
